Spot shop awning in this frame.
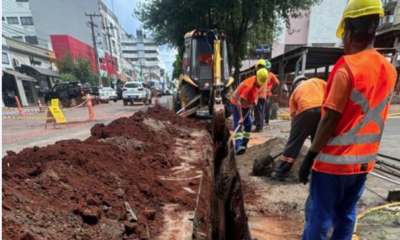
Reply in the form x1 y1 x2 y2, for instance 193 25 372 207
21 65 61 78
2 69 37 82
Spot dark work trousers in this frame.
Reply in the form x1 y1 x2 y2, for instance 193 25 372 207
283 107 321 159
264 96 271 124
254 98 266 129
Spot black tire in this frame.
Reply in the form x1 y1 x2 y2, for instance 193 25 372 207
181 83 198 117
114 99 117 102
123 100 128 106
172 92 181 112
222 86 233 118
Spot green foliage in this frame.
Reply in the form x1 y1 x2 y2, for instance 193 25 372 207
136 0 320 77
172 52 183 80
56 53 98 85
60 73 76 82
102 76 111 87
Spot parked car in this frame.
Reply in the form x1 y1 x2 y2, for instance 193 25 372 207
44 82 85 106
82 85 99 96
99 87 118 102
122 82 148 106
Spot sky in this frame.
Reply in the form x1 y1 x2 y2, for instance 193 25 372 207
101 0 177 79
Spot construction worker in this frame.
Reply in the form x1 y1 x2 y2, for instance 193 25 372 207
299 1 397 239
272 76 326 181
265 60 280 125
253 59 268 132
231 68 269 155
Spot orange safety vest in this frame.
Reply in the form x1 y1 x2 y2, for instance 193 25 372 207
230 76 258 108
313 49 397 175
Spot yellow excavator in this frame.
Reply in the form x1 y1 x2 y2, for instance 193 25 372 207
172 29 234 119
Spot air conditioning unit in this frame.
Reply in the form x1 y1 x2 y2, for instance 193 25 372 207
12 58 20 67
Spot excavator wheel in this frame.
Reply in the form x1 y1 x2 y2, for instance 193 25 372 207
222 86 233 118
181 82 198 118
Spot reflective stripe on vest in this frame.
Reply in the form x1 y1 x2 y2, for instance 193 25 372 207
317 90 393 165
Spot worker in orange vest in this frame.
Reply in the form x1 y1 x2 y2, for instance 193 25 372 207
230 68 268 155
265 60 280 125
299 0 397 239
272 76 326 181
253 59 268 132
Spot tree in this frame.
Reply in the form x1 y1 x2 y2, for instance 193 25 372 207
56 53 99 85
136 0 320 78
172 52 182 80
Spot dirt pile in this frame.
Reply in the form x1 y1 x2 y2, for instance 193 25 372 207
2 106 212 240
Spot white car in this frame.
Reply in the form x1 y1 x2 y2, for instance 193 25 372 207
99 87 118 102
122 82 147 105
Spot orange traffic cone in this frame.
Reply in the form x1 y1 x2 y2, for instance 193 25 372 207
15 96 24 116
38 100 45 112
87 94 96 121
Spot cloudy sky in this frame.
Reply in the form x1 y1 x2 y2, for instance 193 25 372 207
101 0 177 79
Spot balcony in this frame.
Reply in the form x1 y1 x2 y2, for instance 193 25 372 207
379 15 394 29
382 0 398 9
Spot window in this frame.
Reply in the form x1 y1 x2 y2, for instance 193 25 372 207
12 36 24 41
16 0 29 2
2 17 5 21
122 42 137 46
122 50 138 54
2 53 10 64
20 17 34 25
7 17 19 24
25 36 38 44
144 51 157 54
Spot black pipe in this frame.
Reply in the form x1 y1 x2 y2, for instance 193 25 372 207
375 166 400 179
378 153 400 162
377 160 400 172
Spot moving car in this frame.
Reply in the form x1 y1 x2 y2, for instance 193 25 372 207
122 82 148 106
99 87 118 102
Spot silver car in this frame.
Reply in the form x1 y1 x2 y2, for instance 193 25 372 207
122 82 147 105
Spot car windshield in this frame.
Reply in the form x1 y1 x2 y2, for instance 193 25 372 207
125 83 141 88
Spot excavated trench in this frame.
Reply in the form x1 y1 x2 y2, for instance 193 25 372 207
2 106 251 240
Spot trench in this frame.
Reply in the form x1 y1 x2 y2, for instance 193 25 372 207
192 109 252 240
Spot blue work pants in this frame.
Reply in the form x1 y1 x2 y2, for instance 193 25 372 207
302 171 367 240
230 103 252 150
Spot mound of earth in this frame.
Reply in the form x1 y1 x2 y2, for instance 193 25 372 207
2 106 213 240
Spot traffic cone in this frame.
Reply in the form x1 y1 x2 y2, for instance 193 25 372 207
38 100 45 112
14 96 24 116
87 94 96 121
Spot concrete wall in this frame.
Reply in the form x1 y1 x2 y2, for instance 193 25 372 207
308 0 347 46
30 0 102 47
284 12 310 45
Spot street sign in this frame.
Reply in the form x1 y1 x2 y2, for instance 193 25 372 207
49 99 67 124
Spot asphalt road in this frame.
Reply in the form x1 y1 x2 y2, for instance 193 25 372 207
2 96 171 157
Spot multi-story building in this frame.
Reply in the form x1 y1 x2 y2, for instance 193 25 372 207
121 29 162 82
29 0 121 79
2 0 49 49
376 0 400 50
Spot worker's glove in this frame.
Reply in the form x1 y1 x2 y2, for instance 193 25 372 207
299 151 319 185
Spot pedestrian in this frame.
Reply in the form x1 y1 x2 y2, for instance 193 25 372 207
253 59 268 132
264 60 280 125
230 68 269 155
298 0 397 239
272 76 326 181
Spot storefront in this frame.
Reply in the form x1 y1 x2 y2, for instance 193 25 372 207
2 69 37 107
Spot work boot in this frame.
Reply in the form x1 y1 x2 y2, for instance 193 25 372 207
271 159 294 181
235 146 246 155
252 127 263 133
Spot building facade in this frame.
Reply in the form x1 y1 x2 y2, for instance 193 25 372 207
121 29 162 82
2 0 49 49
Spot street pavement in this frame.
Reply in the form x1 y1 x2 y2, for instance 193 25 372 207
2 96 171 157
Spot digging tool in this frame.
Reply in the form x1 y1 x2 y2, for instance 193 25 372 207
228 107 253 144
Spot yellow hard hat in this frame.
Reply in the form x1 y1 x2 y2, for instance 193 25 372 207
336 0 384 38
256 68 269 86
255 59 266 69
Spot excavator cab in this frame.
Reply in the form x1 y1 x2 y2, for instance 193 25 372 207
174 29 234 118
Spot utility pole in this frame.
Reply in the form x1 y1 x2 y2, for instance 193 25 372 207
104 20 117 87
85 12 102 86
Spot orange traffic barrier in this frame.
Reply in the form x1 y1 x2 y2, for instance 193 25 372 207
38 100 45 112
14 96 24 116
87 94 96 121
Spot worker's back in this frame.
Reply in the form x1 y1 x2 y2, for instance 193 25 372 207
290 78 326 116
